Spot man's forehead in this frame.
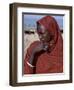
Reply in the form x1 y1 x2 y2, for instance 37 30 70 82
37 24 46 32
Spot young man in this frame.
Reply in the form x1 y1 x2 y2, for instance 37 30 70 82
24 16 63 74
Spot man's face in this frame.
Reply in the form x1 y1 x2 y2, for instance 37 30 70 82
37 24 51 43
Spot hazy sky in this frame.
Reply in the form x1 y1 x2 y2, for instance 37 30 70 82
23 14 63 30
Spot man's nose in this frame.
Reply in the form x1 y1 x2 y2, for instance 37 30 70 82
39 35 42 39
39 35 44 41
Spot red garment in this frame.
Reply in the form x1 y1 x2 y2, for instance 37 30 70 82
24 16 63 74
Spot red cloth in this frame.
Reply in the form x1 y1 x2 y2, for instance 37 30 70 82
24 16 63 74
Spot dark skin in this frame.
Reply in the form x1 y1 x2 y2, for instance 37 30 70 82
37 24 51 43
33 24 51 53
29 24 52 66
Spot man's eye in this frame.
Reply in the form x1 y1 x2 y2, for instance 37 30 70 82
38 32 43 34
42 33 46 37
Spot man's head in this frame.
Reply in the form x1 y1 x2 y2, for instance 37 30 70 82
36 16 60 47
37 23 52 43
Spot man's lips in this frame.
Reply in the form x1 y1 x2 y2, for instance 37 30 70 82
41 39 49 43
41 39 45 41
